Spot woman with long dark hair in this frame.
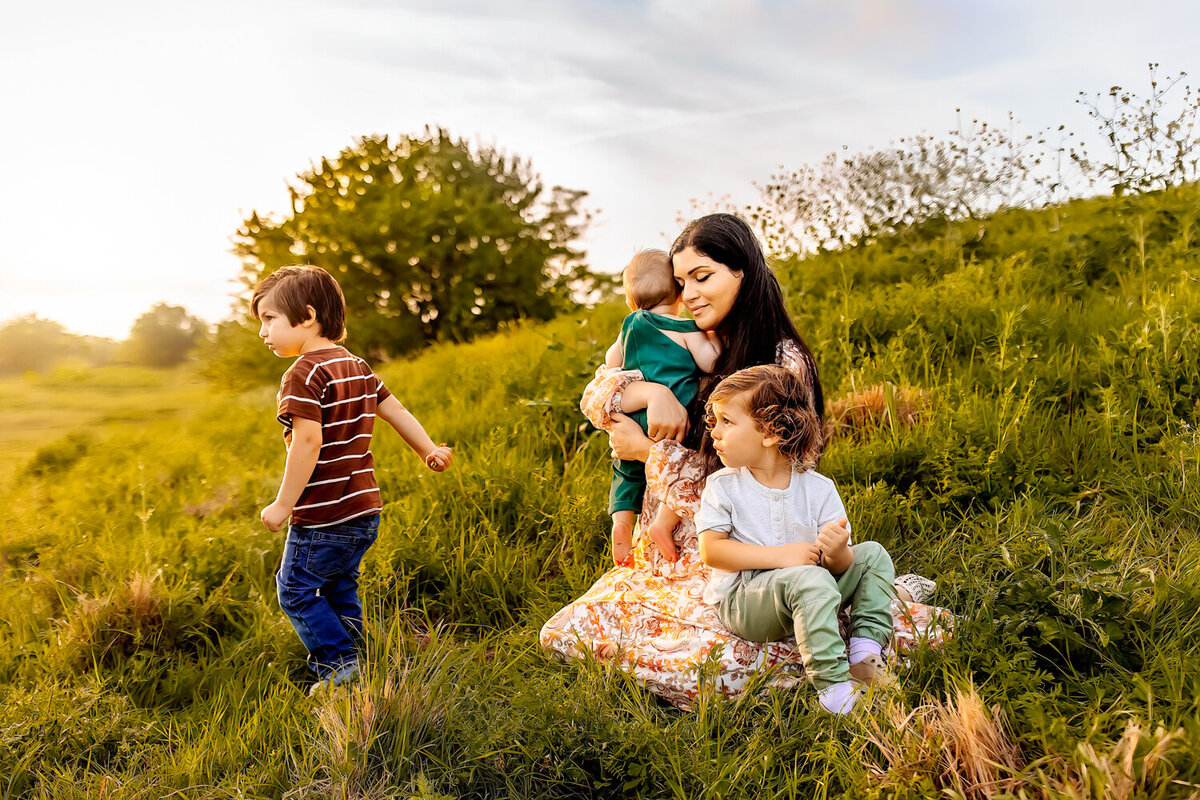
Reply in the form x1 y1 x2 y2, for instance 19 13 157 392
541 214 944 707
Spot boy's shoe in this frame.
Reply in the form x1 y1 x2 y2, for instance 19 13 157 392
308 660 361 698
848 653 897 689
817 680 865 714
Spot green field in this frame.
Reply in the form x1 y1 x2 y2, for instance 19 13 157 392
2 187 1200 799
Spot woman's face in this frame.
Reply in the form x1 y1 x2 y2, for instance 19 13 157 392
672 247 742 331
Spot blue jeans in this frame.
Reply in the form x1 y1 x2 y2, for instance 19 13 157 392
276 513 379 679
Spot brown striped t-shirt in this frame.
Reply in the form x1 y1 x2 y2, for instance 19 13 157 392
276 346 392 528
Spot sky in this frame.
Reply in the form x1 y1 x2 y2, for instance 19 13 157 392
1 0 1198 339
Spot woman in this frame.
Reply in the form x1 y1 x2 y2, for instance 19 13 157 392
540 214 945 708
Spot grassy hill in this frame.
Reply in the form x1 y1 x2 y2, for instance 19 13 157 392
2 185 1199 798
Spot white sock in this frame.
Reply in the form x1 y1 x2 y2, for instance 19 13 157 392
848 637 882 665
818 681 859 714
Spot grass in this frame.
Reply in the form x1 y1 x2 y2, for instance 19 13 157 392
2 186 1200 798
0 366 207 487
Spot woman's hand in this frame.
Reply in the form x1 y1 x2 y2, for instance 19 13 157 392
608 413 654 462
644 384 689 442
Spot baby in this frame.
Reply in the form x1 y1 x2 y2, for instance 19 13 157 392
605 249 720 565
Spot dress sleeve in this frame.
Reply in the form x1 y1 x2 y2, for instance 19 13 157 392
645 439 707 519
580 365 645 430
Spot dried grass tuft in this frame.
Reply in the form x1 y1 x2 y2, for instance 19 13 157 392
863 687 1192 800
825 383 929 442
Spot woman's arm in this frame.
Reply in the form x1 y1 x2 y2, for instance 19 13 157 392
699 528 821 571
580 365 644 429
619 382 689 441
608 413 654 462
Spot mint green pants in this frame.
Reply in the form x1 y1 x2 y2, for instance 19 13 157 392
716 541 895 688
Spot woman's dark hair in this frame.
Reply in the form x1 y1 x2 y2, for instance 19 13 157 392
669 213 823 471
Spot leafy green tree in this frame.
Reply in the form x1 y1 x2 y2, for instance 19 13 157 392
194 317 280 389
233 128 595 357
124 303 207 368
0 315 71 374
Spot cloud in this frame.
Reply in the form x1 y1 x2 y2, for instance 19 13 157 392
2 0 1198 336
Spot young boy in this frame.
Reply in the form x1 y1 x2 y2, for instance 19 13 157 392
695 365 895 714
605 249 720 566
253 265 452 695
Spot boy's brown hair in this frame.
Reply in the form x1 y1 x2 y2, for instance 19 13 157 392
623 249 679 310
251 265 347 343
706 364 823 470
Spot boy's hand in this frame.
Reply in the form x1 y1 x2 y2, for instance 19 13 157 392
817 517 851 562
261 501 292 532
776 541 821 568
425 445 453 472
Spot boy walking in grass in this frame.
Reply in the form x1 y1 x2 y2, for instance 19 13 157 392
253 265 452 695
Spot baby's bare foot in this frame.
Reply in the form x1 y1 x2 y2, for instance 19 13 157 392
647 520 678 562
611 518 634 566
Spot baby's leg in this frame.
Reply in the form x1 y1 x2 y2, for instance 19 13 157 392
647 504 680 562
610 457 645 567
611 510 635 566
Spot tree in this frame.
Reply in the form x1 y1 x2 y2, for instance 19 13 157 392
0 315 71 374
125 303 207 368
1073 63 1200 195
233 128 596 358
738 114 1075 255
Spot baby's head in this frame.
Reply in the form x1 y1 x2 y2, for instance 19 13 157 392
705 364 822 471
623 249 679 312
251 265 347 343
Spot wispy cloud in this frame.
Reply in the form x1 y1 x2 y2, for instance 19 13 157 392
1 0 1197 335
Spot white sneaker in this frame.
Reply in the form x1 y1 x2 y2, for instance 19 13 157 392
308 661 360 697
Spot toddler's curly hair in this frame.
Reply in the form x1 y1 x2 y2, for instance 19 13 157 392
705 364 823 470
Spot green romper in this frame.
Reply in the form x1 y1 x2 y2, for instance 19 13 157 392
609 310 704 515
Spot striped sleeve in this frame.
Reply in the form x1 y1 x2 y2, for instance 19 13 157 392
278 361 327 425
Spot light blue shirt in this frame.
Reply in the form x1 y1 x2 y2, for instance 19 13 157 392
696 466 850 604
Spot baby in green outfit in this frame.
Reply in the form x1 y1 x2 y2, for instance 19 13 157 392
604 249 721 566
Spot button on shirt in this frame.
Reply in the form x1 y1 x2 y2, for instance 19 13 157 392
695 466 851 605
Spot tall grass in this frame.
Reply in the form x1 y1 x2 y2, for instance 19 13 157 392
2 186 1200 797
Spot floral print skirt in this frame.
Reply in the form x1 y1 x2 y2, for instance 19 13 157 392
540 509 951 708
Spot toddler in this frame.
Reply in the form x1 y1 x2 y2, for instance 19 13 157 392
605 249 720 565
696 364 895 714
253 265 453 695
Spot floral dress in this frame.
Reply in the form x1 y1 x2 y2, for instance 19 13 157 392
539 340 951 708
